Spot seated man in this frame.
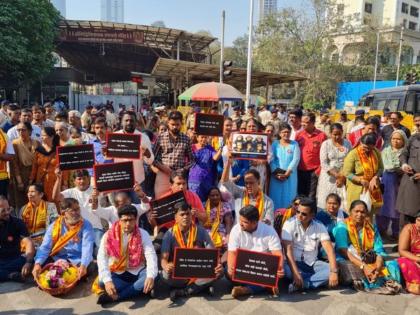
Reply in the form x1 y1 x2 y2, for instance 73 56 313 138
282 197 338 292
32 198 94 281
95 205 158 305
160 201 223 302
149 169 207 252
220 155 274 225
0 196 35 282
227 205 284 298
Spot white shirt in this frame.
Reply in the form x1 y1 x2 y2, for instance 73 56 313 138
114 129 154 184
7 124 42 142
61 186 103 230
93 202 150 226
228 222 282 253
281 217 330 266
290 126 303 141
97 228 158 283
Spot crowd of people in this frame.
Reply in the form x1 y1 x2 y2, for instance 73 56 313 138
0 99 419 306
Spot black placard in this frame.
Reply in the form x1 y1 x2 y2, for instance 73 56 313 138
150 191 186 226
57 144 95 171
194 113 224 136
94 161 134 193
233 249 280 288
106 132 141 159
173 248 219 279
231 132 268 161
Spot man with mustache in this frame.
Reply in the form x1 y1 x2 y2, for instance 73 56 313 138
32 198 94 281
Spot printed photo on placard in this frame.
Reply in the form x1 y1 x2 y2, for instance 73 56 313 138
94 161 134 193
232 249 280 288
173 248 219 279
231 132 268 161
57 144 95 171
194 113 224 137
106 132 141 159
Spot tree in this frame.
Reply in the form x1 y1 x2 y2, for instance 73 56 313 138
151 20 166 28
0 0 60 89
224 35 248 69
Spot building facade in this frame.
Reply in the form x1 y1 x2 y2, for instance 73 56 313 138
100 0 124 23
332 0 420 66
259 0 278 22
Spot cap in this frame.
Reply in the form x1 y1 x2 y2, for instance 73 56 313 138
270 108 278 113
355 109 366 116
233 105 240 110
248 104 256 109
320 109 329 115
193 106 201 113
340 110 347 114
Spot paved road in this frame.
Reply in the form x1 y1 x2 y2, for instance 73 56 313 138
1 277 419 315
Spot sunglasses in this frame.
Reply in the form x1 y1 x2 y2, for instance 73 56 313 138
296 210 309 217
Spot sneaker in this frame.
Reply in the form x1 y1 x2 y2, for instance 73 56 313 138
170 289 187 302
8 272 24 283
288 283 298 293
207 285 215 296
231 286 252 299
97 293 115 305
149 288 156 299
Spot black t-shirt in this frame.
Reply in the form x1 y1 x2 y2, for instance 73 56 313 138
0 216 30 260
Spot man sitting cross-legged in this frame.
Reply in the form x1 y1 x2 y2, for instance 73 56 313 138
160 201 223 302
95 205 158 305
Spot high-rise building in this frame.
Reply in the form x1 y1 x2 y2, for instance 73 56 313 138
259 0 278 22
101 0 124 23
331 1 420 65
51 0 66 18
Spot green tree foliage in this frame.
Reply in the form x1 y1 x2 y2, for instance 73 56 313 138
151 20 166 28
0 0 60 88
224 35 248 69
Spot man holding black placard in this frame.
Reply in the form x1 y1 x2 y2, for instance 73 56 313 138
153 111 195 198
160 201 223 302
227 205 284 298
221 154 274 225
281 197 338 293
113 112 154 199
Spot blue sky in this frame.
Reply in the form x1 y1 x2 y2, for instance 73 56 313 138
65 0 304 45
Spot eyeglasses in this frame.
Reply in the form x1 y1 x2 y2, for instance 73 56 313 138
296 210 309 217
293 202 300 206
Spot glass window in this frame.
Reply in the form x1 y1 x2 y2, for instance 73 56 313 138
373 98 387 110
386 99 400 112
411 6 419 17
402 3 409 14
409 21 418 30
365 3 372 13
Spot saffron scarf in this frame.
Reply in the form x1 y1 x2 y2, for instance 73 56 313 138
21 201 48 236
345 217 389 277
204 201 223 248
50 216 84 257
356 145 383 208
243 190 265 220
0 130 7 180
172 223 197 248
281 208 293 228
106 221 143 270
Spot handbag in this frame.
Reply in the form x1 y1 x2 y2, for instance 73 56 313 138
360 189 372 212
360 249 377 265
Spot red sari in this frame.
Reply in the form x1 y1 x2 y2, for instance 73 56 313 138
397 224 420 295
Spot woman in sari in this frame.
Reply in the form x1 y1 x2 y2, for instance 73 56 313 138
10 122 40 209
376 130 407 240
188 135 222 202
19 184 58 247
334 200 401 294
343 133 383 215
54 121 70 146
203 187 233 250
397 214 420 295
30 127 68 201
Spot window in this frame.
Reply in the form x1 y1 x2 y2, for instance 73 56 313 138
403 19 408 28
365 2 372 13
386 99 400 112
402 2 409 14
411 6 419 17
409 21 418 30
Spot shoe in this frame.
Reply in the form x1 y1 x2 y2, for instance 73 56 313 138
97 293 115 305
288 283 298 293
272 287 280 296
207 285 215 296
170 289 187 302
149 288 155 299
8 272 24 283
352 280 364 291
231 286 252 298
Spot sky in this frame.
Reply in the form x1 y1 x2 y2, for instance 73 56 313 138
65 0 305 45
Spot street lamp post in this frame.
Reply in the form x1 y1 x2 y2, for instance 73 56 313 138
245 0 255 109
373 31 379 89
219 10 225 83
396 26 404 86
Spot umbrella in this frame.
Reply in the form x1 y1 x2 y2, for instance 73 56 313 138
249 94 267 106
178 82 244 102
